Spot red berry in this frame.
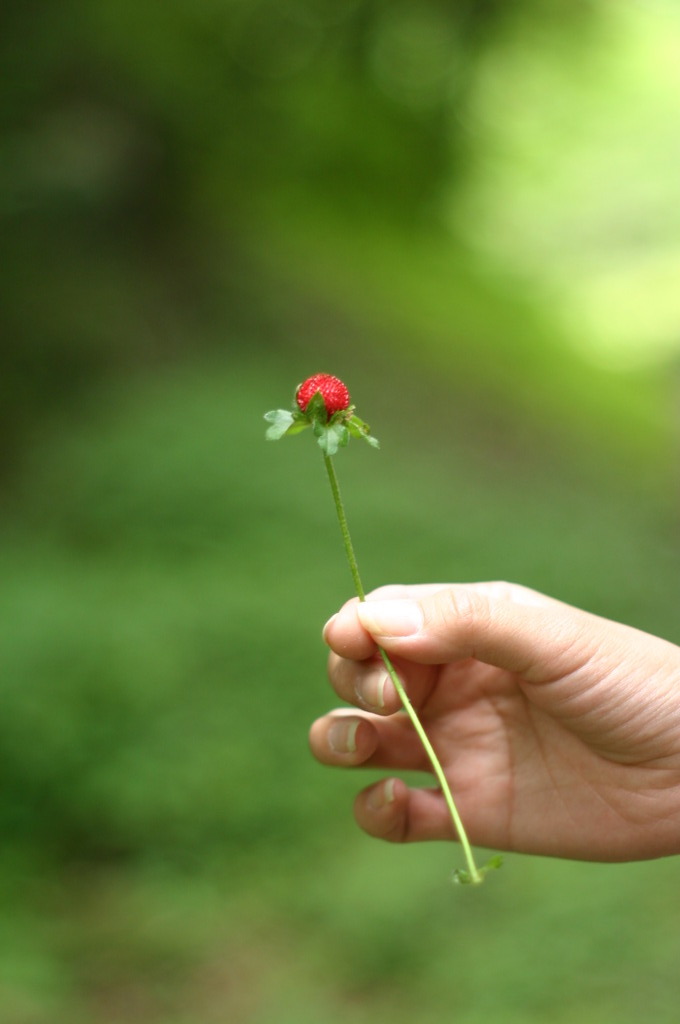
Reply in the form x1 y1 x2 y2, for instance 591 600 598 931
296 374 351 416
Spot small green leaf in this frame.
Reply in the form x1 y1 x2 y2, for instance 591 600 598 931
452 855 503 886
264 409 295 440
316 422 348 456
347 414 380 448
316 432 334 456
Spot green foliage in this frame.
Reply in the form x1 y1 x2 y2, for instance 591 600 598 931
1 0 680 1019
1 354 680 1020
264 408 296 440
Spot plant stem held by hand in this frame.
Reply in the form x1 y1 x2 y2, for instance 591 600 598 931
265 373 500 885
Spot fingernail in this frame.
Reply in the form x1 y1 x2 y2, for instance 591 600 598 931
328 718 360 754
355 673 388 710
367 778 396 811
357 600 423 638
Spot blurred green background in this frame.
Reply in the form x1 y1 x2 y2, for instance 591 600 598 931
2 1 680 1021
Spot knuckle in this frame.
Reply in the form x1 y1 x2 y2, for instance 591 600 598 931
434 585 491 632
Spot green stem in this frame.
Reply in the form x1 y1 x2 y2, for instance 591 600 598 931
323 453 366 601
323 454 482 885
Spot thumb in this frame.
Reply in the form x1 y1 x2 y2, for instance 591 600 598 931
355 583 611 685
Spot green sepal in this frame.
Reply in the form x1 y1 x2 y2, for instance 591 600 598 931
264 409 294 440
305 390 330 425
286 419 311 436
264 398 379 452
314 420 349 456
347 414 380 448
264 409 308 440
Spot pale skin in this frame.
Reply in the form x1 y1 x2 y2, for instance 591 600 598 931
309 582 680 862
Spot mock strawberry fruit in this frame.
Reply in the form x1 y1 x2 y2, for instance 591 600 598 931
296 374 350 416
265 373 378 455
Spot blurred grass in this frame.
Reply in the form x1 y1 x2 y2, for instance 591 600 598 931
2 1 680 1019
1 349 679 1022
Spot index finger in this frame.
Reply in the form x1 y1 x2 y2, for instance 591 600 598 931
322 582 548 660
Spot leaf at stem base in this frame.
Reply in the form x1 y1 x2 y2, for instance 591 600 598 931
452 855 503 886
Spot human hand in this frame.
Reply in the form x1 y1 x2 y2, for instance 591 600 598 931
309 582 680 862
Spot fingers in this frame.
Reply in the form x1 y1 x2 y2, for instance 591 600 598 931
326 651 402 715
326 581 607 686
322 585 425 661
309 710 430 771
354 778 458 843
327 647 439 716
308 715 460 843
323 584 503 716
322 597 382 663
